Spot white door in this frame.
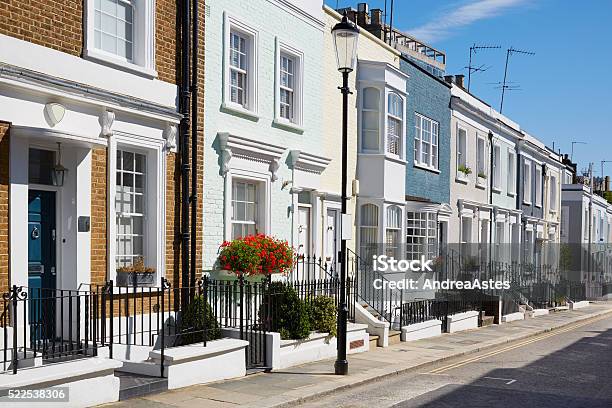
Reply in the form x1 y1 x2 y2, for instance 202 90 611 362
325 209 340 274
297 206 311 257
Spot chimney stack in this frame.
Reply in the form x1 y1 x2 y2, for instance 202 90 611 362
357 3 370 27
606 176 610 192
444 75 454 84
371 8 383 26
455 74 465 89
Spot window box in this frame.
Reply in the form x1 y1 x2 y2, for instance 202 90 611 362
115 271 156 287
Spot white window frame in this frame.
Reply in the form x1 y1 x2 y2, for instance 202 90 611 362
476 135 486 184
414 113 439 171
492 144 501 191
406 211 438 261
359 203 380 259
550 174 558 212
84 0 157 77
274 39 304 129
230 179 260 239
535 165 542 208
223 13 259 117
108 134 165 286
456 125 468 180
386 92 404 158
385 205 403 258
359 86 382 153
507 150 516 196
523 159 532 205
224 172 269 241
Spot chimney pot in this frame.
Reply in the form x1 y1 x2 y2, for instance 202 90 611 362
444 75 454 84
455 74 465 89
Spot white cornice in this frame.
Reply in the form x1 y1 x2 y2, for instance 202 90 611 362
218 132 286 181
289 149 331 174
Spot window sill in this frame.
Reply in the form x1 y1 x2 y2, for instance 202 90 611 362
385 154 407 165
492 187 502 193
414 163 440 174
83 49 158 78
476 182 486 190
221 102 260 121
455 174 469 184
507 192 516 198
272 118 304 134
523 201 532 206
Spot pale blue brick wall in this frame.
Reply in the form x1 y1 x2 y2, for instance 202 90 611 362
400 58 451 204
203 0 324 269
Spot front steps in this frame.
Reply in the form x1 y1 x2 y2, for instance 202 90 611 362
116 371 168 401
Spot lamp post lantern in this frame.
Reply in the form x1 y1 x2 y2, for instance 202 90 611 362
331 13 359 376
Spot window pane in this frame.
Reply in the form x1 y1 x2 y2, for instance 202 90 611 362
363 88 380 110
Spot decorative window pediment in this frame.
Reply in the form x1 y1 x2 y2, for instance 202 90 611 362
218 132 285 181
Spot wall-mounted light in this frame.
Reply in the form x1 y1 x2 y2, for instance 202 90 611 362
52 142 67 187
44 103 66 127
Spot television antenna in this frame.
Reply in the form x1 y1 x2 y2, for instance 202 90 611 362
466 44 500 91
500 47 535 113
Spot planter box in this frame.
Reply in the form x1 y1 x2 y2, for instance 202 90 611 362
148 338 248 389
502 312 525 323
0 358 121 407
115 271 155 286
447 310 479 333
401 319 442 342
264 323 368 370
569 300 589 310
532 308 550 317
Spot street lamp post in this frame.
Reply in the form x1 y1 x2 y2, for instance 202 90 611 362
331 13 359 376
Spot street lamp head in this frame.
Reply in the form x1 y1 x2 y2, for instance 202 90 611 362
332 13 360 73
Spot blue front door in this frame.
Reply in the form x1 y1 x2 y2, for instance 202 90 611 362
28 190 56 339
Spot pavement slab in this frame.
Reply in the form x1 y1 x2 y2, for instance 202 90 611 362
104 301 612 408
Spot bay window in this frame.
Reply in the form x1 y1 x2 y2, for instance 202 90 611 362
386 93 403 156
360 204 379 259
414 114 439 170
361 87 380 152
406 212 437 261
385 206 402 258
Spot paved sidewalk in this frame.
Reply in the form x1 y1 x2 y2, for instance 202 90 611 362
107 302 612 408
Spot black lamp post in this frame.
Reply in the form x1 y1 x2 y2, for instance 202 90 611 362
331 13 359 376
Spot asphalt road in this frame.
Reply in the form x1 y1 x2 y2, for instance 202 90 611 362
297 315 612 408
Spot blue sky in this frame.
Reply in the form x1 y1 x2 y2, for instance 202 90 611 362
328 0 612 176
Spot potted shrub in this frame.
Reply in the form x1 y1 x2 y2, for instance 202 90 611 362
477 171 487 184
218 234 295 277
458 165 472 178
116 257 156 286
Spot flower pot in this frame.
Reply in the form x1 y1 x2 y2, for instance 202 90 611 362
116 271 156 287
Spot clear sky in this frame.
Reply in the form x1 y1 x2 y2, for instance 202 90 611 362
327 0 612 176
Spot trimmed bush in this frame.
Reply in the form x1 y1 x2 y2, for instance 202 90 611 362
262 282 311 340
308 296 337 337
178 295 221 345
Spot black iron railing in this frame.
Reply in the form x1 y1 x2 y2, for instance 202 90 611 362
2 285 98 374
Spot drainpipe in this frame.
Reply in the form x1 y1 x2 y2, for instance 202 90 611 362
488 131 494 264
180 0 192 299
190 0 199 291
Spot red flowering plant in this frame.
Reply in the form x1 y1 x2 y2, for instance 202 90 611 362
218 234 295 276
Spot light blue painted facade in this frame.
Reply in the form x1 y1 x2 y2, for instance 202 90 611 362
400 58 451 205
202 0 325 269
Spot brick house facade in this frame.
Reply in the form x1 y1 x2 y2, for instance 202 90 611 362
0 0 204 292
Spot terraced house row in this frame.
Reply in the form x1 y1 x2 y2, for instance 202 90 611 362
0 0 610 405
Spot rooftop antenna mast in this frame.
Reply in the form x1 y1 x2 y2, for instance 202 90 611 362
467 44 500 91
500 47 535 113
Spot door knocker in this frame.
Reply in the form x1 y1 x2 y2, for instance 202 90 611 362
31 227 40 240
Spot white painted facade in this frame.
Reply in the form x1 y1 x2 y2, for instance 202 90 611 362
0 32 178 290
